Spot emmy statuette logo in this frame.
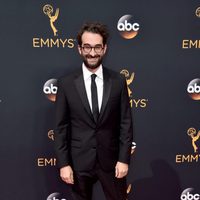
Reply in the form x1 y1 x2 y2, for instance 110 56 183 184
120 69 134 97
48 130 54 141
195 7 200 18
187 128 200 153
175 126 200 164
36 129 56 167
32 5 75 48
43 4 59 36
120 69 148 108
181 8 200 48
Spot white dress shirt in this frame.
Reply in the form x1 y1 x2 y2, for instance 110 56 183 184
82 63 103 112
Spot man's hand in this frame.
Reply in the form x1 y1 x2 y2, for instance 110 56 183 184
60 165 74 184
115 161 128 178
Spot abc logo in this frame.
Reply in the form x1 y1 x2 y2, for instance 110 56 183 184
43 79 57 102
181 188 200 200
47 192 66 200
117 14 140 39
181 192 200 200
187 78 200 100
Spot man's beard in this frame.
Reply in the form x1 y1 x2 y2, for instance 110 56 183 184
82 54 103 69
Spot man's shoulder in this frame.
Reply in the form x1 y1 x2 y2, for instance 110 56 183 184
104 67 125 81
58 68 82 83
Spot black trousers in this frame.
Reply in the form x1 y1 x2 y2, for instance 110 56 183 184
71 162 127 200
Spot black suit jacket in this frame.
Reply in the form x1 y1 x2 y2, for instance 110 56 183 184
54 67 133 172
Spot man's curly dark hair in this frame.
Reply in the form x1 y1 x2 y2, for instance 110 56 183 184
77 22 109 46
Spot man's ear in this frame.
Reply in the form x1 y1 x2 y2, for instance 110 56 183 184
103 44 107 54
78 45 82 55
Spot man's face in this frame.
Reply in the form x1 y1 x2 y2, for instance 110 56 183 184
78 31 107 70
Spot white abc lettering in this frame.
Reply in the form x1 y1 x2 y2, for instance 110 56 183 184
181 194 186 200
181 192 200 200
187 83 200 93
125 21 132 31
117 20 140 31
194 194 200 200
132 23 140 31
117 23 125 31
43 84 57 94
43 86 51 94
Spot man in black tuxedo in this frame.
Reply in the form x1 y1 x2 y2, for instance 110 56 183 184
54 22 133 200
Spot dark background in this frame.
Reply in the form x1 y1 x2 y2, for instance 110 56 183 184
0 0 199 199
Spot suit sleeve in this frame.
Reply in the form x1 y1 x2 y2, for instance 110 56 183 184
118 77 133 164
54 79 71 168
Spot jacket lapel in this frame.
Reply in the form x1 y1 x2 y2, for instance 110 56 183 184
74 67 112 125
74 70 94 121
98 68 112 123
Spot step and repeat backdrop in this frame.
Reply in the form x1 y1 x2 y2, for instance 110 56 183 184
0 0 200 199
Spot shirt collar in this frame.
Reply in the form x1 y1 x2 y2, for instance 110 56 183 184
82 63 103 81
